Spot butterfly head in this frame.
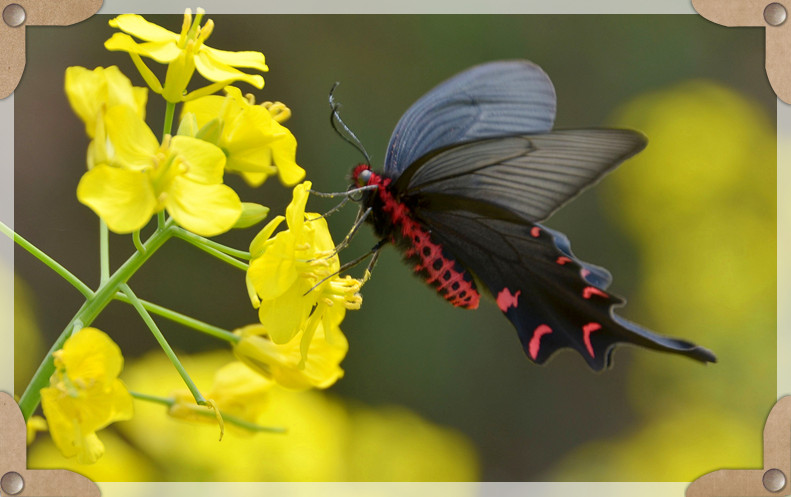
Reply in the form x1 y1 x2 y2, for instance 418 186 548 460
351 163 374 187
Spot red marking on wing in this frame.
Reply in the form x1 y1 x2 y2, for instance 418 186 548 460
581 268 591 279
496 287 521 312
556 256 572 265
530 226 541 238
582 322 602 357
528 324 553 360
583 286 608 299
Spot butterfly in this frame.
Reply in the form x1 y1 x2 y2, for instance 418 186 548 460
346 59 716 370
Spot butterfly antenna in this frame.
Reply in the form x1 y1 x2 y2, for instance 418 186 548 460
329 82 372 166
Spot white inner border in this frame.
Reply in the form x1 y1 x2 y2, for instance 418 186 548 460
1 1 784 495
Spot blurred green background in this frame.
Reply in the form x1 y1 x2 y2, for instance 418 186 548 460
14 14 776 481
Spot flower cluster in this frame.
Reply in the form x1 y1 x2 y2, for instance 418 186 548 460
27 9 365 466
66 9 303 237
238 181 363 390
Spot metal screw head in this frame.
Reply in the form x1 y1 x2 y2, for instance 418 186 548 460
765 2 788 26
0 471 24 495
764 468 787 493
2 3 25 27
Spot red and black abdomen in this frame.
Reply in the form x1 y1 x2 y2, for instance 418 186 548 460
355 165 480 309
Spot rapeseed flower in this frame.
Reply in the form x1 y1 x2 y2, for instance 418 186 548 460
64 65 148 169
246 182 362 348
182 86 304 186
169 361 273 432
39 328 133 464
76 105 242 236
105 9 267 102
234 315 349 390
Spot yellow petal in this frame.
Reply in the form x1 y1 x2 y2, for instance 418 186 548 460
58 328 124 384
169 135 226 184
77 165 157 234
165 176 241 237
257 283 314 344
303 214 336 255
104 33 181 63
109 14 180 43
194 50 264 88
64 66 147 138
181 94 226 128
202 46 269 72
249 215 285 258
286 181 311 232
271 130 305 186
247 231 300 300
240 172 270 187
233 321 347 390
26 416 48 445
104 105 159 170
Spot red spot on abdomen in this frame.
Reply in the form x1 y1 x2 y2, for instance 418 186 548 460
529 324 553 360
583 286 608 299
374 172 480 310
582 322 602 357
496 287 521 312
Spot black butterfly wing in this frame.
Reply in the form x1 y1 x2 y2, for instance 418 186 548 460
412 206 717 370
395 130 647 224
384 60 557 178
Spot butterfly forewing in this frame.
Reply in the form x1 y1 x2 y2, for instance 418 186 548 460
384 60 557 177
397 130 647 224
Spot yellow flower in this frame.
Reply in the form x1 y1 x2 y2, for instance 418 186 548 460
246 182 362 347
234 314 349 390
64 65 148 169
39 328 133 464
65 65 147 139
168 361 273 432
76 105 242 236
182 86 304 187
105 9 267 102
39 351 480 482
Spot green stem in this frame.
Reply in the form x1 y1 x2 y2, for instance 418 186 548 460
133 229 145 255
162 101 176 140
113 292 239 344
0 221 94 299
129 391 286 434
17 221 176 420
173 229 249 271
100 220 109 284
174 227 251 260
119 283 206 406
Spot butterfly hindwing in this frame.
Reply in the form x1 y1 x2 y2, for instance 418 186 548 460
413 207 717 370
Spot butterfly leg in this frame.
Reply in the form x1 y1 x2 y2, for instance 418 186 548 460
302 238 386 295
308 206 373 263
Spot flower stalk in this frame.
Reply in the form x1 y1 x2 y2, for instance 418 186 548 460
18 220 176 420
